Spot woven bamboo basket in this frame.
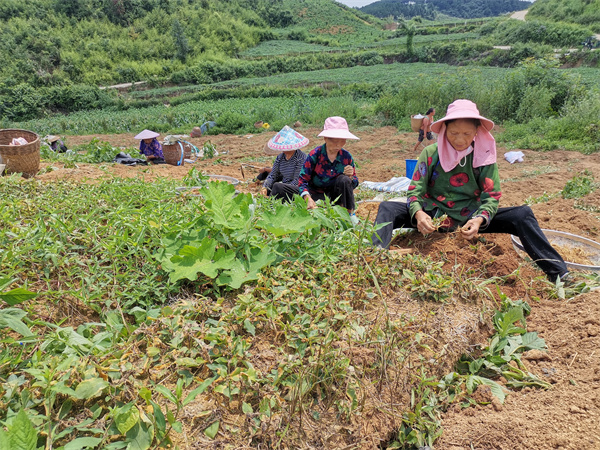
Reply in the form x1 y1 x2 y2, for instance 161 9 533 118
0 129 40 178
163 141 193 166
410 115 424 133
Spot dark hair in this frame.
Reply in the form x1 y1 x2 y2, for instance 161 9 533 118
445 118 480 128
425 108 435 115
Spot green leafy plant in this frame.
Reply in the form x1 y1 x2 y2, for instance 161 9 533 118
440 295 551 409
561 172 596 199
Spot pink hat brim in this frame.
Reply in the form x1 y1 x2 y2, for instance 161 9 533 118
431 105 494 134
318 129 359 140
134 129 160 140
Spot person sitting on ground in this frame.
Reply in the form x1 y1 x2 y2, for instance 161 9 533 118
412 108 435 152
44 135 68 153
296 116 360 224
134 129 164 164
372 99 571 283
260 125 308 200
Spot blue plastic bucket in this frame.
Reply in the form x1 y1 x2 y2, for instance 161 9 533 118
405 159 418 179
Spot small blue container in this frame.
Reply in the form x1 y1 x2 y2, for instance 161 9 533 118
405 159 418 179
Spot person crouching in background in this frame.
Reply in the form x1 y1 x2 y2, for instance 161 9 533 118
135 129 164 164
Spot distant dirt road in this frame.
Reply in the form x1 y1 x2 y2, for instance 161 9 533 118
510 9 528 20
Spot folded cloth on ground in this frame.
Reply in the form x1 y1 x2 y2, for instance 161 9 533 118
114 152 148 166
360 177 412 193
504 151 524 164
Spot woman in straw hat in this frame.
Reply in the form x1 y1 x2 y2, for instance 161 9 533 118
372 99 570 283
260 125 309 201
134 129 164 164
298 116 360 223
44 135 68 153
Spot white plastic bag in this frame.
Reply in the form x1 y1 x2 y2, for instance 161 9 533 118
504 151 524 164
10 137 28 145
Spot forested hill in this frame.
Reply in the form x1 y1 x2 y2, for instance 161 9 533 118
360 0 531 20
527 0 600 32
0 0 379 88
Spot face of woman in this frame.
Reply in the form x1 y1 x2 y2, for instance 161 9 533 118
324 137 346 153
446 119 478 152
143 138 153 144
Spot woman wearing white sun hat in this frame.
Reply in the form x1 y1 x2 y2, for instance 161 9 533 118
297 116 360 221
134 129 164 164
260 125 309 201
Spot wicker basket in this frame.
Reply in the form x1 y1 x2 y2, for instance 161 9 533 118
162 141 193 166
0 129 40 178
410 115 424 133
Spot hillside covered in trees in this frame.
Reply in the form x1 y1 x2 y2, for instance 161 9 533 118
527 0 600 32
360 0 531 20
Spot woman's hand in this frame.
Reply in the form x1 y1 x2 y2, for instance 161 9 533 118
460 217 484 240
343 165 354 177
415 210 436 234
306 195 317 210
260 187 268 196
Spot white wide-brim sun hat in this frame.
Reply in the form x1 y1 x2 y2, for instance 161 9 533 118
317 116 359 140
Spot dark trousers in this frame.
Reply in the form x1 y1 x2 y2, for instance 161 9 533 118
270 176 355 210
372 202 568 281
270 182 299 202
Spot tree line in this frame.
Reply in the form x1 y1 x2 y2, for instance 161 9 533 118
360 0 531 20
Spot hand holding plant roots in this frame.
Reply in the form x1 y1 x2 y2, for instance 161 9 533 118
460 216 485 240
415 210 436 234
343 165 354 177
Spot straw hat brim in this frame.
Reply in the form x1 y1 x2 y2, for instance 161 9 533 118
134 129 160 140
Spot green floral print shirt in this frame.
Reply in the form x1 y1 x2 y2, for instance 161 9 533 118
407 144 502 230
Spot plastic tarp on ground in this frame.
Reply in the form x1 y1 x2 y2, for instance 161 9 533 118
360 176 411 193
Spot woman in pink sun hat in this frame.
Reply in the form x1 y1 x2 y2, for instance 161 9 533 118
372 99 570 283
296 116 360 223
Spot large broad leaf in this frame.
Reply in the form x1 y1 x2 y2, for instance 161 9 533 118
217 248 277 289
0 287 37 306
521 332 546 351
64 437 103 450
74 378 109 400
114 403 140 435
166 240 215 282
256 204 318 236
201 183 253 230
0 308 35 337
125 421 153 450
504 332 547 357
166 239 237 283
494 307 526 338
8 409 37 450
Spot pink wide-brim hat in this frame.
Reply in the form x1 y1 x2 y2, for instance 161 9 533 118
264 125 309 155
430 99 494 134
134 129 160 140
317 116 359 140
